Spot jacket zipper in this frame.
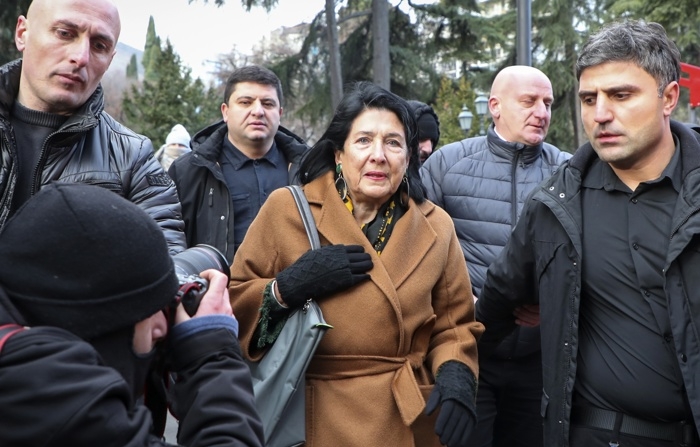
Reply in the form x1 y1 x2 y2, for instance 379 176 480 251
510 151 522 228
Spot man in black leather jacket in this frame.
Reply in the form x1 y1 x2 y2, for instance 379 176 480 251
0 0 185 254
0 182 264 447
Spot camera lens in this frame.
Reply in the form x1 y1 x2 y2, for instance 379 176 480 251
173 244 230 279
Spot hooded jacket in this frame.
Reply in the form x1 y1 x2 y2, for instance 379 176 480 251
0 288 264 447
421 124 571 358
0 59 186 254
476 121 700 446
168 120 309 262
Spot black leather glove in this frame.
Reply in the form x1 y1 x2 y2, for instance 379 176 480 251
276 244 373 308
425 361 477 447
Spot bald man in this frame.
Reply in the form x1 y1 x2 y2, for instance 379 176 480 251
421 65 571 447
1 0 185 253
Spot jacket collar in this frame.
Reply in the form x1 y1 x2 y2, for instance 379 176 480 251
486 124 544 165
0 60 21 121
0 59 103 137
191 120 308 164
568 120 700 181
304 171 437 294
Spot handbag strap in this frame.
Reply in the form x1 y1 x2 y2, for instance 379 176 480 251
0 323 25 354
286 185 320 250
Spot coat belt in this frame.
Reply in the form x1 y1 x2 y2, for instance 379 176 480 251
306 320 434 427
306 352 426 426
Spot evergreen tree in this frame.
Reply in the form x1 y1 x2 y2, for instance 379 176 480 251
141 16 162 83
121 40 220 146
126 54 139 79
192 0 700 145
531 0 596 151
433 76 477 145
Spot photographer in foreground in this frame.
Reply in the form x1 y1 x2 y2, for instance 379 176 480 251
0 183 264 447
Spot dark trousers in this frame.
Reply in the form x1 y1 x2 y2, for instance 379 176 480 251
466 351 543 447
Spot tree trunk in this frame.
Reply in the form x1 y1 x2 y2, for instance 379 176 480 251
325 0 343 109
371 0 391 90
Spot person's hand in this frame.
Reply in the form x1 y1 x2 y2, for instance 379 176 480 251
424 361 477 447
514 304 540 327
276 244 373 308
174 269 232 324
425 393 475 447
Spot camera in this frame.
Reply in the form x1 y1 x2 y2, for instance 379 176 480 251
172 244 230 316
147 244 230 436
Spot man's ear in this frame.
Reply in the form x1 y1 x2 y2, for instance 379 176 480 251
15 16 28 52
488 97 500 119
662 81 680 117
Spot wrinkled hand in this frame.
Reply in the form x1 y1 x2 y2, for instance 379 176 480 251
425 388 476 447
514 304 540 327
276 244 373 308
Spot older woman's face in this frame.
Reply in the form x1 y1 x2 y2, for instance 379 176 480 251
335 108 409 208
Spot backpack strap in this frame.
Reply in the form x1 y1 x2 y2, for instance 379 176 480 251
0 323 26 353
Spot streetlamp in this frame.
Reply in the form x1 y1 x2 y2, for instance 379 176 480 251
457 105 473 136
474 95 489 136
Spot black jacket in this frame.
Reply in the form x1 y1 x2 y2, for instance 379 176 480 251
0 289 264 447
0 60 186 254
421 124 570 359
476 121 700 446
168 120 309 262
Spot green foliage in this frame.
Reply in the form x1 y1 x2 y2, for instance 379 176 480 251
0 0 30 65
433 76 478 146
126 54 139 79
266 2 448 138
530 0 587 152
121 41 221 146
188 0 700 143
141 16 162 81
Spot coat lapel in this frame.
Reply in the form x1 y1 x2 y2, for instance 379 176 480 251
303 173 436 329
381 200 436 291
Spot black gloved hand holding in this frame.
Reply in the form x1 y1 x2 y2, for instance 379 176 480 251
276 244 373 308
425 361 478 447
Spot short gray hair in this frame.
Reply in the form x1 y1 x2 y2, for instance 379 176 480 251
576 20 681 97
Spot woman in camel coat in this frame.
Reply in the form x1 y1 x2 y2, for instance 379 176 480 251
230 82 484 447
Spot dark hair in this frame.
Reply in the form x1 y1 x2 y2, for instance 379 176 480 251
299 81 426 204
223 65 284 107
576 20 681 96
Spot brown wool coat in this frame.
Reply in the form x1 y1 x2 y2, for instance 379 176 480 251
230 171 484 447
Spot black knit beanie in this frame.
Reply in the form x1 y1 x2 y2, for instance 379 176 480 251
0 182 179 341
407 100 441 149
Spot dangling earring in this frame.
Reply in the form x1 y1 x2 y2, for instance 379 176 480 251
335 163 348 201
400 175 410 207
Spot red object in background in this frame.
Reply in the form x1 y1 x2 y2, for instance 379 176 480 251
680 62 700 108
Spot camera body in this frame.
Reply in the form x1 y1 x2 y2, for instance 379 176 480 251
172 244 230 316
